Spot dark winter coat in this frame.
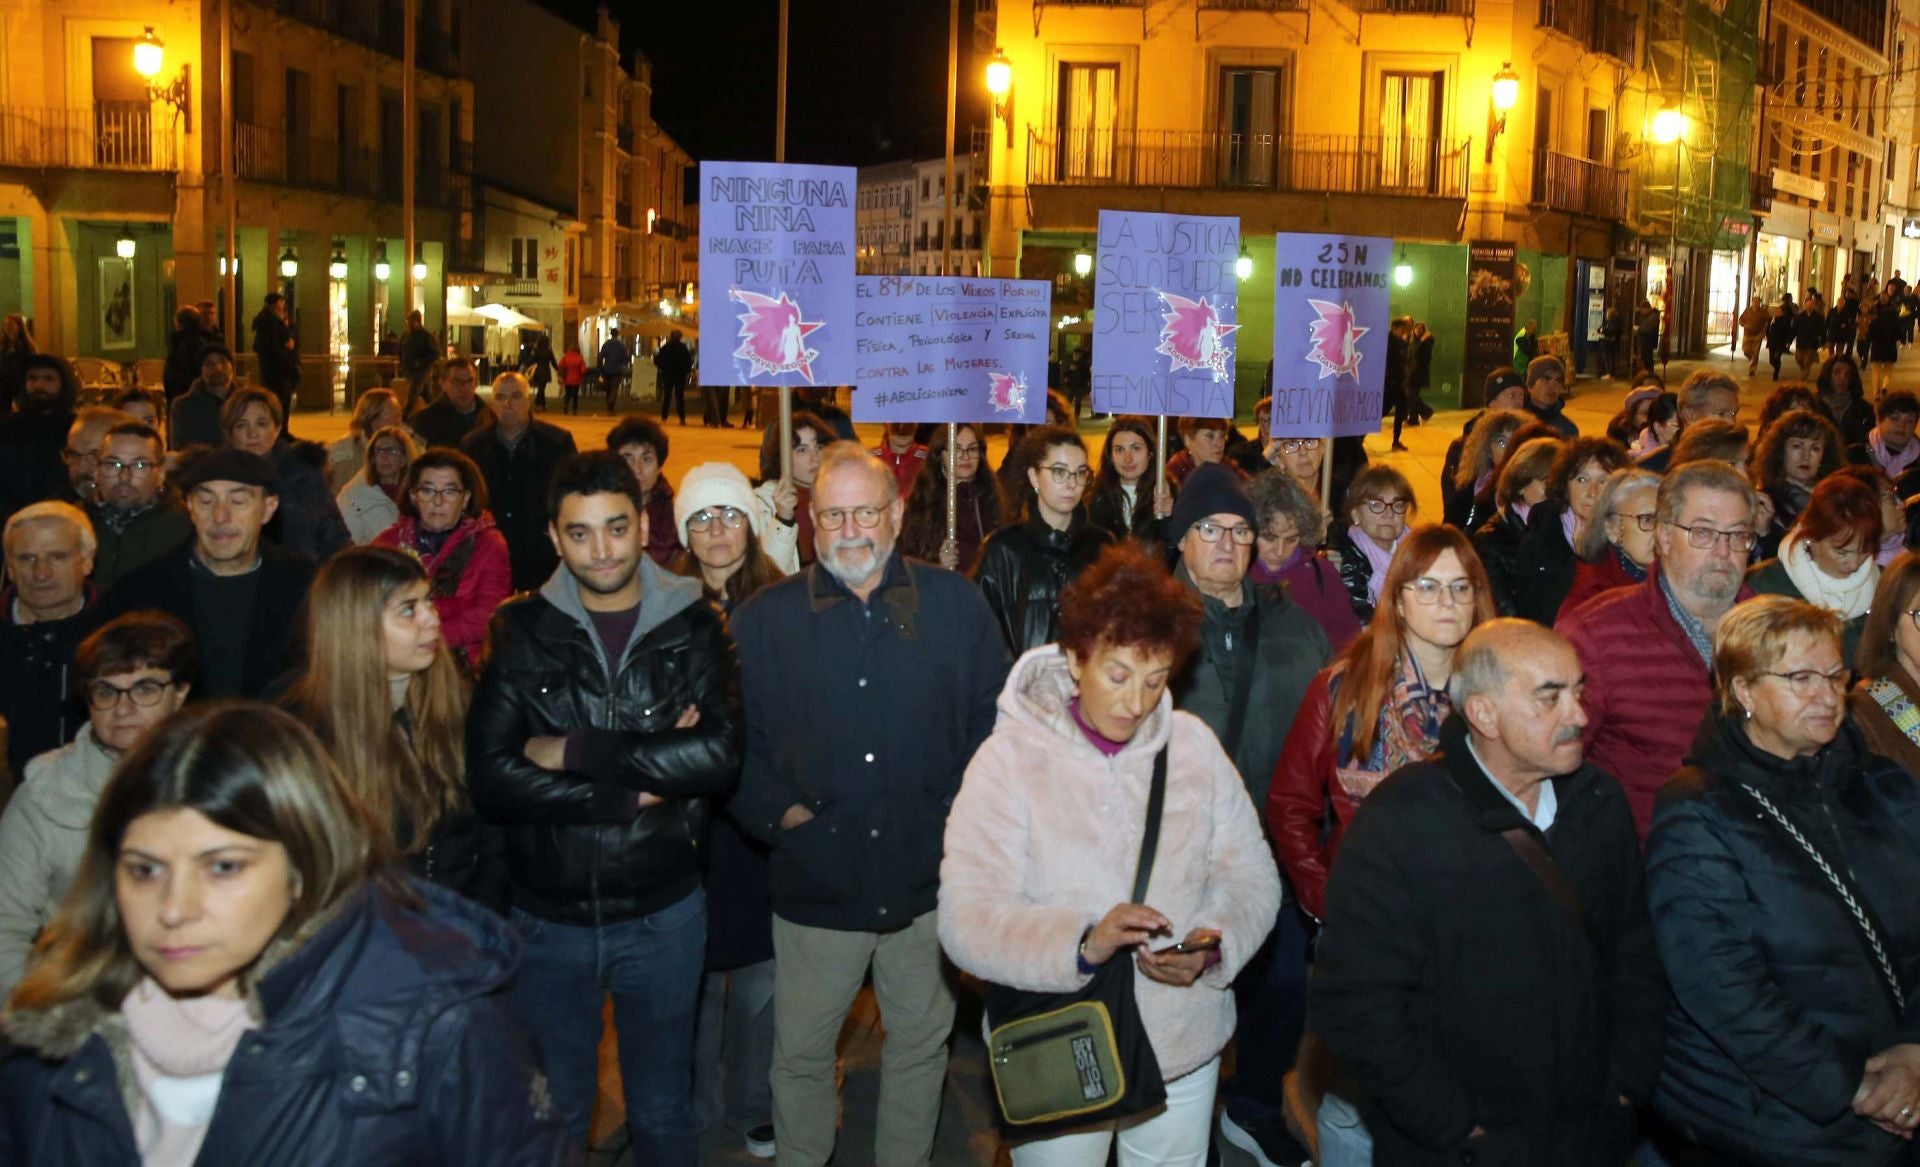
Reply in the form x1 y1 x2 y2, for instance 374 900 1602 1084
410 397 496 451
971 513 1114 654
267 439 351 562
652 336 693 389
1647 713 1920 1166
1766 309 1796 355
0 879 575 1166
1514 499 1581 625
250 307 300 388
460 420 579 591
86 496 193 590
1311 715 1666 1167
0 358 76 523
729 551 1009 931
1868 306 1904 363
99 542 313 700
1334 522 1389 624
1087 482 1166 545
163 322 218 403
166 378 232 451
1473 504 1532 617
1795 309 1826 351
468 558 742 926
1524 396 1580 439
0 587 103 779
1817 389 1877 450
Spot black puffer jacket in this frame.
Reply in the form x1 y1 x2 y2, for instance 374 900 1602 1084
0 879 574 1165
469 558 743 925
1647 713 1920 1166
1087 482 1167 545
1473 505 1531 618
1514 499 1581 626
1333 522 1383 624
971 513 1114 654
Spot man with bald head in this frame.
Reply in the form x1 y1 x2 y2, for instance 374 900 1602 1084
1311 619 1665 1167
731 442 1008 1167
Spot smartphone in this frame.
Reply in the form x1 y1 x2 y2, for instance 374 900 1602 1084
1152 934 1222 956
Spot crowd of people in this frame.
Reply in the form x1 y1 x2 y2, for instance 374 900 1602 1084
2 324 1920 1167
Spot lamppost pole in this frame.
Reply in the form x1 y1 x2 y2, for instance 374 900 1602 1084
776 0 793 483
943 0 960 551
221 0 237 350
402 0 416 327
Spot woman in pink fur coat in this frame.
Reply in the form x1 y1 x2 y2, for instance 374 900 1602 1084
939 543 1282 1166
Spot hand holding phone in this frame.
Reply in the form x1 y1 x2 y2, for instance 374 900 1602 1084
1151 933 1222 957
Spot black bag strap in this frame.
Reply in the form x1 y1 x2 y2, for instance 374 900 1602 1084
1222 602 1262 758
1498 825 1595 945
1729 779 1907 1017
1128 747 1169 904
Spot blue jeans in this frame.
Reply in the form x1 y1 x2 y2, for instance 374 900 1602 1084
1315 1091 1374 1167
507 888 706 1165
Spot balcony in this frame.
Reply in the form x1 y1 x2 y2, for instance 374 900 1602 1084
265 0 463 77
1798 0 1885 49
1538 0 1637 62
1352 0 1473 13
1538 151 1629 220
0 103 175 172
1199 0 1307 8
1027 128 1469 199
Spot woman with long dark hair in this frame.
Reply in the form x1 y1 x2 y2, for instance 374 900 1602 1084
752 409 829 569
1513 435 1630 625
973 426 1115 653
1088 415 1174 542
899 422 1003 572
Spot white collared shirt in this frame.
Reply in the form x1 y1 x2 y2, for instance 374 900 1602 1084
1468 737 1558 832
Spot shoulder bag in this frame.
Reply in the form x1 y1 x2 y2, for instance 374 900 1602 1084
983 746 1169 1135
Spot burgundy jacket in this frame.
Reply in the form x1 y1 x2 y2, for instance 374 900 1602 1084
1555 551 1644 625
1265 667 1354 921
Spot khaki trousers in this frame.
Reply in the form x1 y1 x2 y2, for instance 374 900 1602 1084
770 911 956 1167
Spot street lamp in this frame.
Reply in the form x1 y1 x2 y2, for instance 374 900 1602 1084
411 247 428 282
1486 63 1520 164
219 252 238 276
115 227 136 259
328 248 348 280
985 48 1014 146
373 243 391 282
1394 262 1415 287
130 27 192 129
279 246 299 279
1235 247 1253 282
1073 249 1092 278
1650 106 1689 145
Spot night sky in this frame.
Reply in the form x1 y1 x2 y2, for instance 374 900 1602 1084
547 0 989 167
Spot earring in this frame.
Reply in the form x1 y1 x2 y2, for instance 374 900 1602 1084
1743 705 1752 721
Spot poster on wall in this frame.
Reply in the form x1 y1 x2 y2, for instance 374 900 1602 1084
1463 240 1518 407
699 160 857 388
850 275 1050 424
99 257 135 351
1089 209 1241 418
1266 233 1391 440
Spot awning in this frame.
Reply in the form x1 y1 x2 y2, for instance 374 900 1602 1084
618 317 698 340
448 270 520 287
446 308 490 327
472 303 547 330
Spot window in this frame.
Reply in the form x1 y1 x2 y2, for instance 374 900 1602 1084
564 238 576 296
1530 84 1554 202
1057 62 1119 180
1219 67 1282 187
510 237 539 279
1379 70 1444 191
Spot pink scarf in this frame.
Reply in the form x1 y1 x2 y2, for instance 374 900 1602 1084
1354 529 1403 605
122 977 252 1167
1870 427 1920 477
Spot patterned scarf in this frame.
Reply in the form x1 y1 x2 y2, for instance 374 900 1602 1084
1334 652 1452 804
1867 677 1920 749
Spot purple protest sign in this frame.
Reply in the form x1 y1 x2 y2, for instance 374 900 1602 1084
698 161 857 388
1090 210 1241 419
850 276 1051 424
1267 233 1391 440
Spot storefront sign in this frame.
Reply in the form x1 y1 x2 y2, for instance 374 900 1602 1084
1090 209 1241 418
1267 233 1390 440
1903 218 1920 240
849 276 1050 424
699 161 857 388
1463 240 1518 408
1771 168 1825 202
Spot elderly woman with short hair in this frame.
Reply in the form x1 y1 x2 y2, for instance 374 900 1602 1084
1645 595 1920 1165
1248 469 1361 652
1558 467 1662 622
940 542 1281 1166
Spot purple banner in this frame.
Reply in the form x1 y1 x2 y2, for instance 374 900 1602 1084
1267 233 1391 440
698 161 857 388
1090 210 1240 418
850 276 1051 424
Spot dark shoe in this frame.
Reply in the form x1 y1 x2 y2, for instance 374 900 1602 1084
744 1123 775 1159
1220 1110 1311 1167
1391 441 1410 452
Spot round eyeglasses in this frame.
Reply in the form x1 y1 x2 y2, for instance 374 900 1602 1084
687 506 749 533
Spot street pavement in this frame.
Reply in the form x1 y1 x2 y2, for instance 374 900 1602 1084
283 347 1911 1165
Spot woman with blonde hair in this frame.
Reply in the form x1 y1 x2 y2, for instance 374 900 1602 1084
0 703 571 1164
287 545 498 908
336 423 419 545
327 388 405 493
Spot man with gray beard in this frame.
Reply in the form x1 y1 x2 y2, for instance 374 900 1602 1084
731 443 1008 1167
1558 460 1759 836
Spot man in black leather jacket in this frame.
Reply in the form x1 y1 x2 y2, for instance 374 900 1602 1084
469 450 741 1165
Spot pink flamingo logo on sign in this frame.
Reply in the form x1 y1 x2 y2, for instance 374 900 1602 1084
1305 298 1368 380
730 289 825 383
987 371 1028 415
1155 291 1239 382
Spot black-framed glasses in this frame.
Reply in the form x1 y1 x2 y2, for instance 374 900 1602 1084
1614 511 1657 533
1360 498 1411 516
1665 521 1758 552
1402 577 1477 605
85 678 175 711
413 485 468 501
952 442 983 458
1758 668 1849 698
1278 439 1322 454
1038 463 1093 486
100 458 157 477
687 506 748 533
1192 520 1256 545
815 505 886 530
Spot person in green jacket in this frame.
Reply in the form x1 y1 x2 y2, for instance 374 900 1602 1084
85 420 191 590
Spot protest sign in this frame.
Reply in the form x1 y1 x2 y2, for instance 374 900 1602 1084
698 161 857 388
1266 233 1391 440
1090 210 1240 418
850 276 1050 424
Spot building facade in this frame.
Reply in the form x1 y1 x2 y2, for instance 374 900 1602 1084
857 160 917 275
912 155 984 276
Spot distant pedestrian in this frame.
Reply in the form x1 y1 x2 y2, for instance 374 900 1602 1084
600 328 632 410
521 333 557 411
249 293 300 427
1739 295 1770 376
654 329 694 424
399 309 439 406
558 340 588 414
1766 295 1795 379
1634 300 1661 373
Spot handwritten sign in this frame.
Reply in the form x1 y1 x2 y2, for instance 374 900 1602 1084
698 161 856 387
1090 210 1241 418
850 276 1050 424
1267 233 1391 440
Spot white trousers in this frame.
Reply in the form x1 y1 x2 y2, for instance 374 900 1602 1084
1009 1057 1221 1167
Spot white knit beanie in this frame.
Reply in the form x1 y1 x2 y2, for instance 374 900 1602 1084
673 461 762 542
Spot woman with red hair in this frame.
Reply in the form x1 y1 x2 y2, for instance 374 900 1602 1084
1745 473 1883 664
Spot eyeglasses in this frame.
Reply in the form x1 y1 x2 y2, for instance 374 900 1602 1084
100 458 158 477
815 505 886 530
1757 668 1849 698
85 678 175 711
1614 511 1657 532
1402 577 1477 605
953 443 982 458
413 485 468 501
1360 498 1411 516
372 445 407 457
1278 439 1322 454
1191 520 1256 545
687 506 748 533
1038 463 1093 486
1665 521 1758 552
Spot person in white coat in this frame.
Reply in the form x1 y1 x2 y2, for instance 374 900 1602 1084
335 423 418 545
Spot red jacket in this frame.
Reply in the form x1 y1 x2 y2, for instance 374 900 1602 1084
1266 667 1358 921
872 442 928 498
1557 570 1749 837
373 513 512 669
1555 551 1644 624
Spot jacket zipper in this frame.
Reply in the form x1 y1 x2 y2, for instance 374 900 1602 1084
999 1018 1090 1053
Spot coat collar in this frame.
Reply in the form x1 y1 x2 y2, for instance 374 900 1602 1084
806 549 921 638
1431 714 1592 834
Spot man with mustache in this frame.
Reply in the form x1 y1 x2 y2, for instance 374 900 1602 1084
1558 460 1758 836
730 443 1008 1167
1312 618 1665 1166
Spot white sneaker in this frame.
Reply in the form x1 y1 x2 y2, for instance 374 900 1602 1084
744 1123 776 1160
